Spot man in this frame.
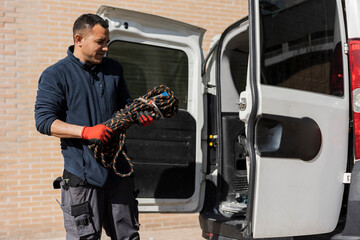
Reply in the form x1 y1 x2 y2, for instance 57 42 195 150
35 13 150 239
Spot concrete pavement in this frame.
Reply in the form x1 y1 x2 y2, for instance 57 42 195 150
139 227 203 240
35 227 204 240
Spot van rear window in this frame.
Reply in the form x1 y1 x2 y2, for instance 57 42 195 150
260 0 343 96
108 41 189 109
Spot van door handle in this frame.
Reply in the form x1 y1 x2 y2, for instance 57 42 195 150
255 114 322 161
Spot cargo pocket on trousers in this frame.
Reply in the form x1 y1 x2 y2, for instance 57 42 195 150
61 201 95 238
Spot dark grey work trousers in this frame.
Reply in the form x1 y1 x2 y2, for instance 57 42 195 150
60 176 140 240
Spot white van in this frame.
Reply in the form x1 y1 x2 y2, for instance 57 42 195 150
97 0 360 239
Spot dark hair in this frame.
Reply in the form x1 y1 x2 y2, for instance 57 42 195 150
73 13 109 38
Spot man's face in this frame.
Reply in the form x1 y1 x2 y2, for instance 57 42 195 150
76 24 110 66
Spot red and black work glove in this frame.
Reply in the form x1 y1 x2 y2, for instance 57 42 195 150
81 124 113 144
137 111 154 126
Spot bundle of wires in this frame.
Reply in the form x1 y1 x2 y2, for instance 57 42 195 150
89 85 179 177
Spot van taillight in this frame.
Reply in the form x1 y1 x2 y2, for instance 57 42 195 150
349 39 360 159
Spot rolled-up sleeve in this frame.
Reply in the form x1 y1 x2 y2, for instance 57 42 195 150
34 70 65 135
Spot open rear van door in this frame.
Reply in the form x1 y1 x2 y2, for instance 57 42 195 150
241 0 349 238
97 6 206 212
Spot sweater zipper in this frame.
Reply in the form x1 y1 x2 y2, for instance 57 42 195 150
97 76 109 117
90 68 110 118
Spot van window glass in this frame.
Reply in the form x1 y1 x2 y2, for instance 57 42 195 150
229 50 248 94
107 41 189 109
260 0 343 96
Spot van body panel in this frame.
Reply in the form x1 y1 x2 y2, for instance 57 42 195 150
253 87 349 237
345 0 360 39
97 5 206 212
246 0 350 238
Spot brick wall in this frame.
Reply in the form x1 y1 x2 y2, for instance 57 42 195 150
0 0 248 239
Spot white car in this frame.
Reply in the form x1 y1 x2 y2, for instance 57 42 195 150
98 0 360 239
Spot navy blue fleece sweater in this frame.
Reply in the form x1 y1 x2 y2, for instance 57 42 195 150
35 46 132 187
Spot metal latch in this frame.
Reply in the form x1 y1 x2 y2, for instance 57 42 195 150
343 173 351 184
237 98 247 111
344 43 349 54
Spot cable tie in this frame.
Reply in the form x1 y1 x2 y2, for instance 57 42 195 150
150 101 164 119
137 97 148 104
137 97 164 119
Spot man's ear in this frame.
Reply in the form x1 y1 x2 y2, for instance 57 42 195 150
74 34 83 47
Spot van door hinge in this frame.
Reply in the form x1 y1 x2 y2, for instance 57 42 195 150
343 173 351 184
344 43 349 54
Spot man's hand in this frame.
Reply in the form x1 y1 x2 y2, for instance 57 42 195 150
81 124 113 144
137 111 154 126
